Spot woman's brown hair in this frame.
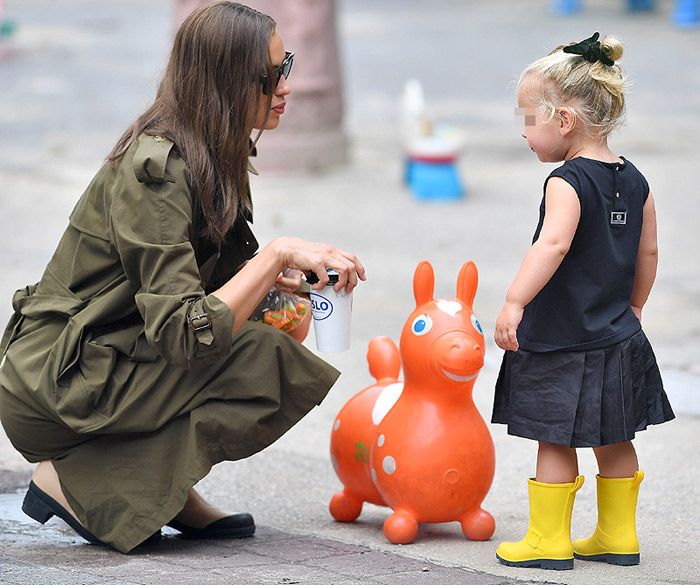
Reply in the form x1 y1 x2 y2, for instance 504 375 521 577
108 1 276 242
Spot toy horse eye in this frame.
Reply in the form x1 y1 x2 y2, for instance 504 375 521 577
411 314 433 336
471 314 484 336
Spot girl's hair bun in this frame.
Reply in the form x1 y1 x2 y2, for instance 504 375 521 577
601 35 624 63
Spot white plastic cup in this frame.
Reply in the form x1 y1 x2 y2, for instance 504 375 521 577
307 271 353 352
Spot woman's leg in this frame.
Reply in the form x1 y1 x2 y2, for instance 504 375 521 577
34 458 229 529
31 460 81 523
36 455 240 532
593 441 638 477
536 441 579 483
172 487 232 528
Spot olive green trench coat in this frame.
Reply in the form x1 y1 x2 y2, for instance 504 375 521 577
0 134 339 553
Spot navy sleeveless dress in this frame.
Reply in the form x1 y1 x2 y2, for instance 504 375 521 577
492 157 674 447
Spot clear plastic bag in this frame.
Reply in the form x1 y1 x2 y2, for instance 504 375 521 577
251 288 311 333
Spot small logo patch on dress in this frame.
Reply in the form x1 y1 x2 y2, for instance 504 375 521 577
610 211 627 225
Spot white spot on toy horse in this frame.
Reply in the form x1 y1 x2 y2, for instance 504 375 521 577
371 382 404 425
383 456 397 475
437 300 462 316
331 455 339 472
377 434 385 447
371 468 377 482
333 418 341 431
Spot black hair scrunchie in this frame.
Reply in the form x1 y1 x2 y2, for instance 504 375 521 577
563 32 614 66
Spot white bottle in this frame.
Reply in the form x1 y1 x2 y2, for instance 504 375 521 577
399 79 431 153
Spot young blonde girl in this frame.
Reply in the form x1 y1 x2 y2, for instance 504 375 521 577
491 33 674 570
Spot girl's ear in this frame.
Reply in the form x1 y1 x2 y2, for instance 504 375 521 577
558 107 577 136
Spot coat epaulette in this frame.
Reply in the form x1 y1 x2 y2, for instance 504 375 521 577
133 135 175 184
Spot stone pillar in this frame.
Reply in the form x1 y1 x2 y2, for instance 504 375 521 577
173 0 348 173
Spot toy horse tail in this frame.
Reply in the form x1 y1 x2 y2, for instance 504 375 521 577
367 336 401 384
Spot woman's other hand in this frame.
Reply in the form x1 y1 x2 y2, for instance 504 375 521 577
495 301 523 352
286 306 312 343
271 237 366 294
275 269 303 294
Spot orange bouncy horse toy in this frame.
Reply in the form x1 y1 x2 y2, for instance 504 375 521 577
329 261 495 544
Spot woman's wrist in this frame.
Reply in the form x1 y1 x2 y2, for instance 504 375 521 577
262 238 288 273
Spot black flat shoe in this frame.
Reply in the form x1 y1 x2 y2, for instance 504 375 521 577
167 513 255 539
22 481 161 547
22 481 103 544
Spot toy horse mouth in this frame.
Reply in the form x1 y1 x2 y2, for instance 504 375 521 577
440 369 478 383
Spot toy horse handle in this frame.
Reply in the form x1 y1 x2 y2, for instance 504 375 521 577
367 336 401 384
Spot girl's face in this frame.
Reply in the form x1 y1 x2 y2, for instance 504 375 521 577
516 83 569 163
254 31 291 130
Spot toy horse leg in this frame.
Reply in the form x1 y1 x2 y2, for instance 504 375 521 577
383 508 419 544
459 507 495 541
329 489 364 523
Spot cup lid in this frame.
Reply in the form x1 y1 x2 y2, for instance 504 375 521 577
306 269 339 285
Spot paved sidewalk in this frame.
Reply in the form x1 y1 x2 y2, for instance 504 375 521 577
1 1 699 584
0 495 522 585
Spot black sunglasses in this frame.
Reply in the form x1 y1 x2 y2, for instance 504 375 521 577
261 51 294 95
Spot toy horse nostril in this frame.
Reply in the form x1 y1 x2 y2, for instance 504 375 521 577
438 336 478 359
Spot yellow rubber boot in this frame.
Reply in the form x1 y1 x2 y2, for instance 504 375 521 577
496 475 584 571
574 470 644 566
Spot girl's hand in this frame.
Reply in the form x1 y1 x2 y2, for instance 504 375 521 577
271 237 366 294
495 301 524 351
275 269 303 294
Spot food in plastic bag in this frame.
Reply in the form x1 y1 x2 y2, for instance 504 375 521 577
253 289 310 332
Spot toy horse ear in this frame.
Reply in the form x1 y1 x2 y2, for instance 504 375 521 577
413 261 434 306
457 261 478 308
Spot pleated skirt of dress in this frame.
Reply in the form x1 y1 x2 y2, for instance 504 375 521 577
492 329 675 448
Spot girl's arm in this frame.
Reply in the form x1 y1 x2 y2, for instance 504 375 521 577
494 177 580 351
630 192 659 321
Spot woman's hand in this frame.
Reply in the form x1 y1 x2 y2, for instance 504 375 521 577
495 301 523 352
271 237 366 294
286 305 312 342
275 269 303 294
212 237 364 334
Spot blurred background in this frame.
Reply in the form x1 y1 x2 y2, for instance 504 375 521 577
0 1 698 582
1 0 698 407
